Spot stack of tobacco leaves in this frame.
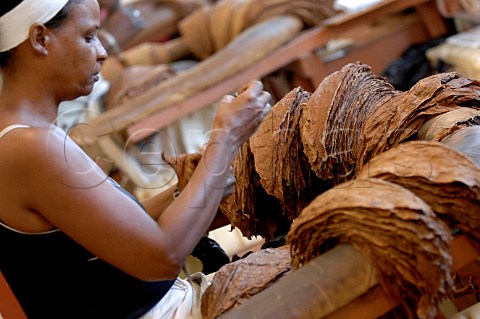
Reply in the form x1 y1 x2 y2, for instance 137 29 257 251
219 142 287 240
300 62 396 184
357 141 480 240
287 179 452 319
250 87 330 221
201 246 291 319
301 63 480 184
163 67 480 241
232 0 338 37
160 0 213 17
178 6 214 60
179 0 338 59
416 108 480 142
360 72 480 173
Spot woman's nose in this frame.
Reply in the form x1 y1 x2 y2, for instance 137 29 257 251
96 38 108 61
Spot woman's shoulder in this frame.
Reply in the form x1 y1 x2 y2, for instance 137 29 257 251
0 124 30 138
0 124 45 151
0 125 65 157
0 126 58 178
0 125 103 180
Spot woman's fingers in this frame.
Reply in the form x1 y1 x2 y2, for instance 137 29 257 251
213 80 272 146
258 91 272 114
235 80 262 97
222 165 236 199
261 103 272 118
221 94 235 104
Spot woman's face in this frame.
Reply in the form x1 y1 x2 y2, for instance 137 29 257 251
47 0 108 100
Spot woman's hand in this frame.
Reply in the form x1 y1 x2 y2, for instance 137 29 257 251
222 164 236 201
212 80 272 149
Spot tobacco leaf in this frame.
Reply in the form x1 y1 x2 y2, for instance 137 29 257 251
219 142 287 240
301 63 396 184
201 246 291 319
250 87 330 220
162 151 203 191
300 63 480 185
361 72 480 172
179 0 338 58
287 179 452 319
417 108 480 141
357 141 480 240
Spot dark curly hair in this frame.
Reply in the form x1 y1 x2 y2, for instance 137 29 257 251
0 0 77 68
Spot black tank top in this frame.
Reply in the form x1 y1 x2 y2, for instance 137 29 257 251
0 126 175 318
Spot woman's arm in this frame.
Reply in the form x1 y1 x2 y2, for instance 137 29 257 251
140 184 177 220
13 81 270 282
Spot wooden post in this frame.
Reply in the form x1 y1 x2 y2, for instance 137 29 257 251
220 245 380 319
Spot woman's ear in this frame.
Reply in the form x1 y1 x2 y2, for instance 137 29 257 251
29 23 49 56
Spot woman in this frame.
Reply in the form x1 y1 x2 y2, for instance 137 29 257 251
0 0 271 318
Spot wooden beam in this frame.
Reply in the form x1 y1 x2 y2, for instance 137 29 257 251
321 285 399 319
220 235 480 319
415 1 449 38
220 245 379 319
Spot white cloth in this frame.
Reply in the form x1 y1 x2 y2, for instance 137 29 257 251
0 0 69 52
140 273 213 319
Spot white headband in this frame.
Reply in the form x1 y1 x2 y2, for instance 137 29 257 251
0 0 70 52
